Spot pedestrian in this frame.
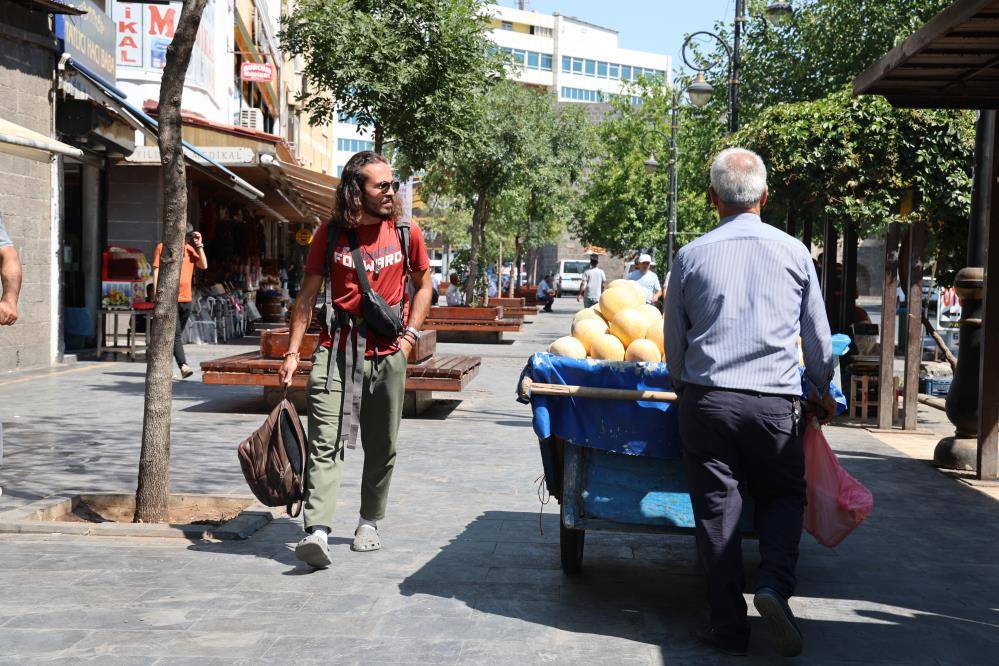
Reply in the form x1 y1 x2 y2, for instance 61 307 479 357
577 255 606 308
445 273 465 306
664 148 837 658
0 213 23 490
431 270 442 305
536 273 555 312
279 151 433 569
628 253 662 305
152 228 208 379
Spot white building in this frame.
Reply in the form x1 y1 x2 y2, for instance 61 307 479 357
329 3 673 176
486 4 672 105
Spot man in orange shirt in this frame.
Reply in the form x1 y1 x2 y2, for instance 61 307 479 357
153 230 208 379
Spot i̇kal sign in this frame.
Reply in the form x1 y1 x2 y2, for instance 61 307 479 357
54 0 117 85
240 62 274 83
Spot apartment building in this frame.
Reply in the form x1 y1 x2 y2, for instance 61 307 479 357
486 4 672 105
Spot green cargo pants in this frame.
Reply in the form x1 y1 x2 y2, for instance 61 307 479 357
303 344 407 531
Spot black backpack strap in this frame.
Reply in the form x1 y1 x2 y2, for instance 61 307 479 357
395 218 411 276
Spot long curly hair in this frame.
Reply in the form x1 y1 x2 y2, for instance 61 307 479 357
332 150 402 228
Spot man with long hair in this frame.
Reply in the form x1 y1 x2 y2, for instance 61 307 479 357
279 151 432 568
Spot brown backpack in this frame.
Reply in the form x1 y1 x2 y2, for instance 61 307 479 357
237 397 307 517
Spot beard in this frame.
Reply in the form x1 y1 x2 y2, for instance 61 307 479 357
361 193 394 221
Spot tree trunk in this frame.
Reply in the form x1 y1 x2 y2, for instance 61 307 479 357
374 124 384 154
134 0 208 524
510 235 520 297
466 189 489 304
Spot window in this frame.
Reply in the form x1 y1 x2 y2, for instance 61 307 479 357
622 65 632 81
501 21 513 31
562 55 571 72
597 61 608 78
561 86 604 103
512 49 525 65
584 59 595 76
531 26 553 38
527 51 539 69
609 63 619 79
337 138 374 152
338 113 359 124
541 53 553 71
336 165 344 177
572 57 583 74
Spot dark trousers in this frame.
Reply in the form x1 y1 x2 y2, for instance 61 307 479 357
173 302 193 368
678 384 805 642
540 294 555 311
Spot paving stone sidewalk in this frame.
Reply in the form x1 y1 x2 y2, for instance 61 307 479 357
1 301 998 664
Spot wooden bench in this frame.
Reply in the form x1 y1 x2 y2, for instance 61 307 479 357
515 286 541 306
200 328 480 416
421 306 523 343
486 296 539 321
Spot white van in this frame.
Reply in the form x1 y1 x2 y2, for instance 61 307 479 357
555 259 591 297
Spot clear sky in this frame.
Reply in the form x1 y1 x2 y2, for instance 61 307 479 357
499 0 737 65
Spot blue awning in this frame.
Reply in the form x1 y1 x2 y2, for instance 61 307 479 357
64 58 263 200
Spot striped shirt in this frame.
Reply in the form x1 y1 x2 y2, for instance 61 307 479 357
664 213 833 397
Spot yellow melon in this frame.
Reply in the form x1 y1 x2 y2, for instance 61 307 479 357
645 320 665 356
599 285 644 322
572 307 602 328
592 302 607 321
609 278 648 303
572 317 609 354
548 336 587 359
609 308 648 347
590 334 626 361
626 338 662 362
638 303 663 331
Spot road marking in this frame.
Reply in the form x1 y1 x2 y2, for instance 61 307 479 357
0 362 122 388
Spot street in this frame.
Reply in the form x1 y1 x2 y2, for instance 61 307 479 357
1 301 997 664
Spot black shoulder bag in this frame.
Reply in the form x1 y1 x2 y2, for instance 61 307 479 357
346 229 405 339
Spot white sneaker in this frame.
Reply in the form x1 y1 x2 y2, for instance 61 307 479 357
295 531 331 568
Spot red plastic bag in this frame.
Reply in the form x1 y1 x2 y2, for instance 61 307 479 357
803 421 873 547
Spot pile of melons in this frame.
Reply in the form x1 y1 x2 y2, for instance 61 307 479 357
548 279 665 363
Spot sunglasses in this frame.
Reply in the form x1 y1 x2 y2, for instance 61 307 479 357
373 179 401 194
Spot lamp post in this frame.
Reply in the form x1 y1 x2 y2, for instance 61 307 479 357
682 0 793 134
643 98 679 271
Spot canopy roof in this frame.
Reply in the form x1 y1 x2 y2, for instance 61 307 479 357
854 0 999 109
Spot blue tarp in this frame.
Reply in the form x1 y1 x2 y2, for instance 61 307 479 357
519 353 846 461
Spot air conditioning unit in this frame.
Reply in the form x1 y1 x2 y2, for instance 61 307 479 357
239 108 265 131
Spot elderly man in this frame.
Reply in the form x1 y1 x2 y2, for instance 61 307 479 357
628 253 662 305
664 148 836 658
536 274 555 312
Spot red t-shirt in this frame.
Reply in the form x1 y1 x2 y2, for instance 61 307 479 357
305 219 429 357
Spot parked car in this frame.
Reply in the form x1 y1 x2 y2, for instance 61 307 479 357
555 259 590 297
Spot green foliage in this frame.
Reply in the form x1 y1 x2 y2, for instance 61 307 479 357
727 88 974 283
280 0 501 170
423 80 591 300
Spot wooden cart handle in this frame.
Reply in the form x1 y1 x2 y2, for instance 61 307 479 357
519 377 677 403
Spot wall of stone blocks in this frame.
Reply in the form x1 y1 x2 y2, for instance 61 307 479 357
0 14 57 372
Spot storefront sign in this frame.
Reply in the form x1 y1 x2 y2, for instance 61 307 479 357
125 145 256 165
115 1 215 92
54 0 117 86
240 62 275 83
295 226 314 247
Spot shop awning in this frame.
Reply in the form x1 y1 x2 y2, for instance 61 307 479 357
65 58 263 200
0 117 83 161
259 155 337 222
854 0 999 108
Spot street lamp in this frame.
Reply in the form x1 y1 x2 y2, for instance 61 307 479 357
643 112 678 270
680 0 792 133
765 1 794 26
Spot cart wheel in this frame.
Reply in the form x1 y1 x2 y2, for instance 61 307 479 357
560 508 585 575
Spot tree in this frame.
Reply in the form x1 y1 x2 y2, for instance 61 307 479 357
135 0 209 523
727 88 974 283
280 0 501 169
423 80 590 302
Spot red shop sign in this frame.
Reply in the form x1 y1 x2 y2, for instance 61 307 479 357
241 61 274 83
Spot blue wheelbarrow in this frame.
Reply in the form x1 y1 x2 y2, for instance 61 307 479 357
517 353 754 574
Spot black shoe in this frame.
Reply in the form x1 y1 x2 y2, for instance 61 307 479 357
754 587 803 657
694 626 748 657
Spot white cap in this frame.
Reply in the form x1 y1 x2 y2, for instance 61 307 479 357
637 253 653 264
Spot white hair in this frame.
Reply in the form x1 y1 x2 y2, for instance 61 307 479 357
710 148 768 208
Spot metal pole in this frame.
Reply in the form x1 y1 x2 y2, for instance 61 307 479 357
667 93 678 270
731 0 744 133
